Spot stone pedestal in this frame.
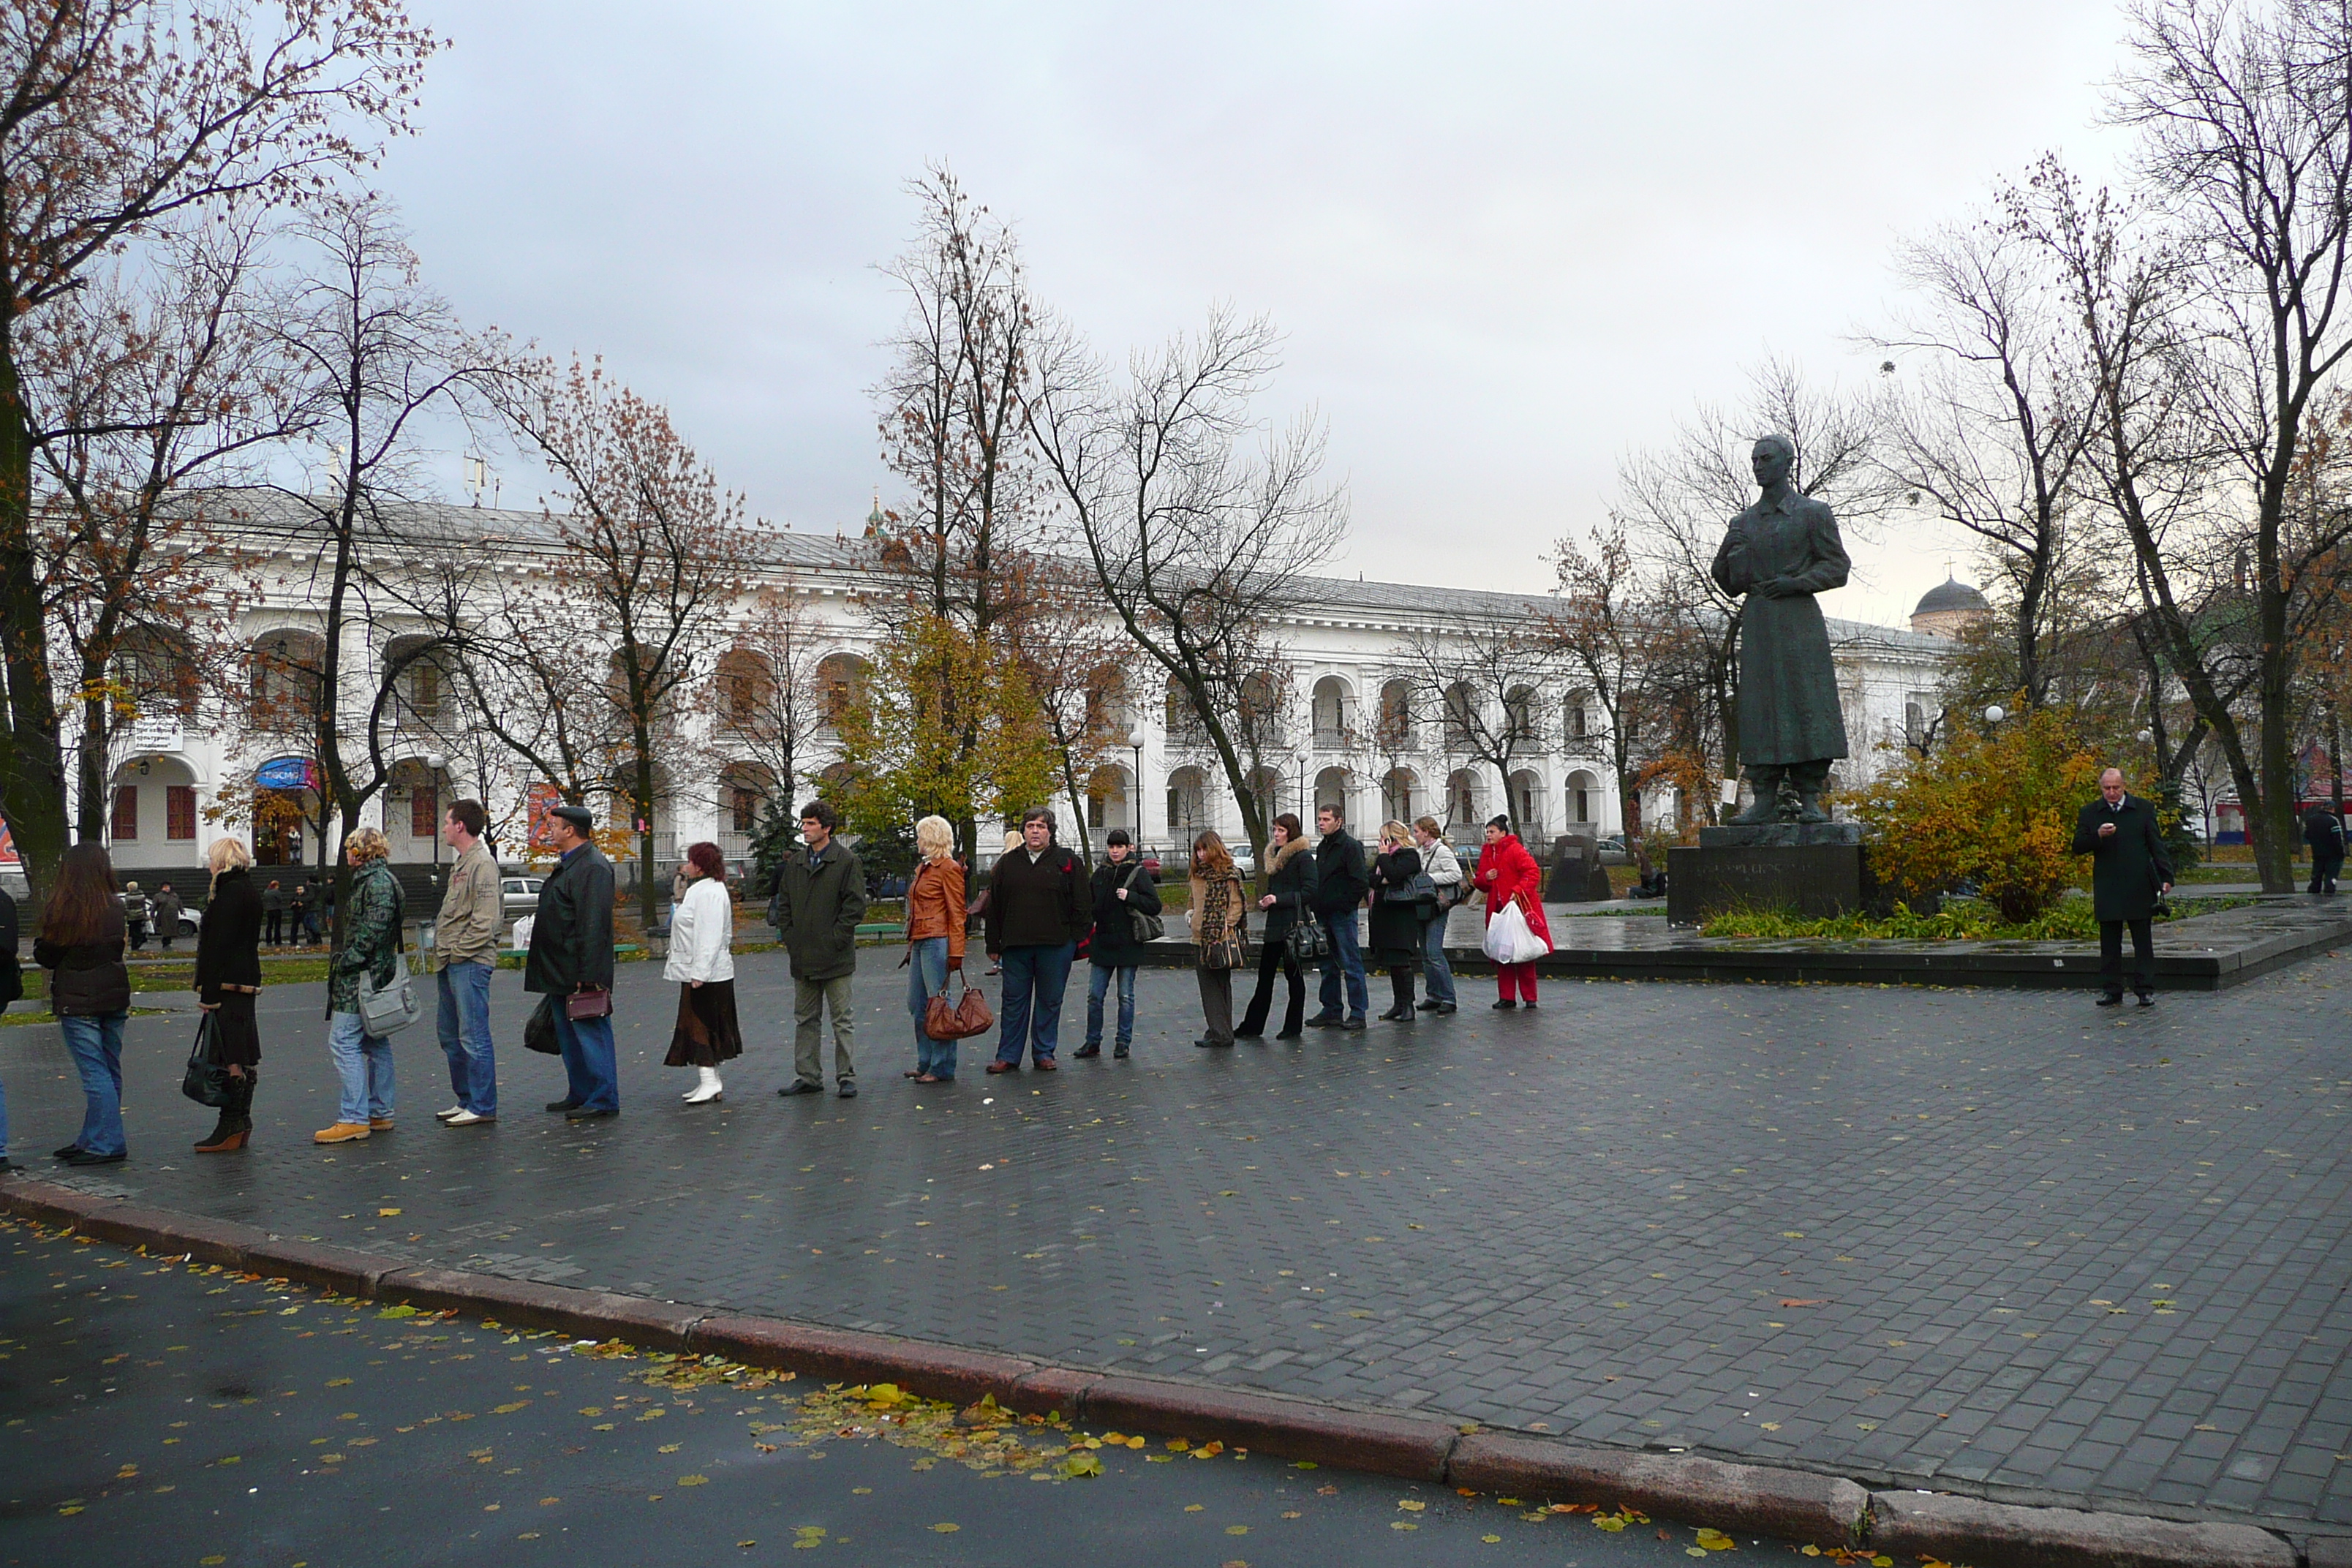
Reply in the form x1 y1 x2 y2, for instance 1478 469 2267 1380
1667 821 1869 927
1544 834 1613 902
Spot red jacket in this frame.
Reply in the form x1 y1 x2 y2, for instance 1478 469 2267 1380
1474 834 1552 943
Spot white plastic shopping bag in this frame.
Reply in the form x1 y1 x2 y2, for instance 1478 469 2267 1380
1482 899 1549 965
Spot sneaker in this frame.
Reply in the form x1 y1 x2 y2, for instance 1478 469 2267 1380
313 1122 371 1144
776 1081 824 1096
444 1109 494 1126
1112 1044 1130 1059
837 1080 859 1098
434 1104 465 1122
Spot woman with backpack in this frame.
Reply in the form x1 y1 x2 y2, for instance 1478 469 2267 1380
1077 829 1161 1059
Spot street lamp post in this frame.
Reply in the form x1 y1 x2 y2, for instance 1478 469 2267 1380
425 753 445 886
1126 725 1146 848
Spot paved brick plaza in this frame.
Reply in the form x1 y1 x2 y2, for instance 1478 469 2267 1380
8 949 2352 1533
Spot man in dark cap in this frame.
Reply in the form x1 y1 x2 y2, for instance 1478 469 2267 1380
529 803 619 1117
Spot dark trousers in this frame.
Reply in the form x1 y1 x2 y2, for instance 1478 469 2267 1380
2310 851 2342 894
1238 938 1305 1036
2099 918 2155 997
265 911 284 944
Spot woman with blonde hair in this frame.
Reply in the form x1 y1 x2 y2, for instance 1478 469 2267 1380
316 826 405 1144
663 841 742 1104
1188 830 1248 1049
902 814 967 1082
192 837 266 1150
1367 820 1428 1022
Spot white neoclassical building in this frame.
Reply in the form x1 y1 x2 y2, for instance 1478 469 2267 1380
83 495 1959 880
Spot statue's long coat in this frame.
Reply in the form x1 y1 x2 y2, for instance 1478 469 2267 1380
1711 489 1852 767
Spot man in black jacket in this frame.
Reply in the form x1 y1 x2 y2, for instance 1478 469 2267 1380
2071 768 2174 1007
767 799 867 1098
984 807 1090 1072
528 804 620 1117
1305 803 1370 1030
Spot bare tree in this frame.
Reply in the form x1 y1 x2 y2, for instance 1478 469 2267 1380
493 354 753 928
1027 306 1347 861
711 578 829 832
1869 207 2097 710
1613 358 1883 782
26 212 304 840
2107 0 2352 889
1544 523 1681 848
1011 556 1128 867
1398 610 1560 834
0 0 435 904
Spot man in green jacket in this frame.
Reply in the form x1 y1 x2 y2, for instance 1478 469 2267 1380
768 799 867 1098
2071 767 2174 1007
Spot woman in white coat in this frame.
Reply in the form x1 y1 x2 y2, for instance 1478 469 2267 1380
663 841 742 1104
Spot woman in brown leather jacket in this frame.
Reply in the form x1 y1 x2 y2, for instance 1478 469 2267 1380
903 815 968 1083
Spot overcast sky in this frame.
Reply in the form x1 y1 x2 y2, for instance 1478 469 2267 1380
375 0 2138 630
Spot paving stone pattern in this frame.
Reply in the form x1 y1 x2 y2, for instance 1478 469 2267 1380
8 946 2352 1532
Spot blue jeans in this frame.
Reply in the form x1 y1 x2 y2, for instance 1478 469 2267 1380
1421 908 1457 1006
908 936 956 1079
1086 963 1137 1048
553 1008 619 1112
995 941 1075 1065
436 960 497 1117
59 1011 128 1156
327 1010 396 1125
1316 912 1369 1020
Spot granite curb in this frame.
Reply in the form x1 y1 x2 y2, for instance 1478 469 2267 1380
0 1176 2313 1567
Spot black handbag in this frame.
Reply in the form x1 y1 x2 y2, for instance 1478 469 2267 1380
1121 864 1166 943
1285 913 1330 964
179 1013 233 1109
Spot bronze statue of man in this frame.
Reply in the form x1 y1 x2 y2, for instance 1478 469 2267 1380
1710 434 1850 824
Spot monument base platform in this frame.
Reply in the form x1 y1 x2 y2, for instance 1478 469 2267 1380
1667 840 1873 927
1697 821 1863 848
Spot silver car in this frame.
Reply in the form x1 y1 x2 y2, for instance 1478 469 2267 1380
500 875 545 921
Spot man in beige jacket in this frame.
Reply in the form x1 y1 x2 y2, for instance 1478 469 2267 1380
433 799 503 1125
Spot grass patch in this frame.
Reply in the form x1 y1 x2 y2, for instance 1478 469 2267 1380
2 1005 176 1028
1702 896 2251 942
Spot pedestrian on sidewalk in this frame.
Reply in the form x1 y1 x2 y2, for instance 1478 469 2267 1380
2305 804 2343 895
432 799 501 1128
151 883 184 952
1237 813 1316 1041
984 807 1089 1074
0 881 18 1170
191 838 264 1153
2072 767 2174 1007
1411 816 1461 1015
263 878 287 946
1079 829 1160 1060
121 881 151 952
768 799 865 1099
38 844 132 1166
1474 815 1551 1009
1368 821 1427 1022
531 804 619 1120
903 814 966 1083
663 840 742 1105
316 828 405 1144
287 879 311 946
1188 830 1248 1048
1305 803 1370 1032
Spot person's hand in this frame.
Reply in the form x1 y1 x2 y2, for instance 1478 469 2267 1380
197 1000 219 1012
948 957 962 972
2097 821 2117 838
688 979 702 990
2163 881 2173 894
1116 887 1128 901
1258 894 1276 909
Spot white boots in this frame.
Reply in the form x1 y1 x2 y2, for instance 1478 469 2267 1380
682 1066 723 1104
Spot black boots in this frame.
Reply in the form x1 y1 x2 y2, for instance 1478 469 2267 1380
196 1072 257 1153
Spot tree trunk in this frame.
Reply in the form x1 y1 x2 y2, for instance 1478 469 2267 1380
0 336 65 912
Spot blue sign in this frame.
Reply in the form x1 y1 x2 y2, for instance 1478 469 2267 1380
255 757 314 791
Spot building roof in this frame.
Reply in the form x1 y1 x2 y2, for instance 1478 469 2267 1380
1914 576 1990 617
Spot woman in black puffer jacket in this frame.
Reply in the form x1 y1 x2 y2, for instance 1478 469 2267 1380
34 843 134 1166
192 838 266 1152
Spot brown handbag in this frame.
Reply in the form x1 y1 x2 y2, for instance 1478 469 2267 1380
565 986 612 1021
924 977 995 1041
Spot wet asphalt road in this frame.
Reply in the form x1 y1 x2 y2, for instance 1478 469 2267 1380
0 1217 1806 1567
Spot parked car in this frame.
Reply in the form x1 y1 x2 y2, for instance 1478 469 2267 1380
1594 834 1631 865
500 875 544 921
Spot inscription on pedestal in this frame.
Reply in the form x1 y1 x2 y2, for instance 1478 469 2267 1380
1666 843 1869 927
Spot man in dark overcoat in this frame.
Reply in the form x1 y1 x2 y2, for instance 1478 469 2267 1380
2070 767 2174 1006
529 804 619 1117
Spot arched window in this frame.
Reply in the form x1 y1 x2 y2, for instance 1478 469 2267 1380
1443 682 1478 750
1243 765 1284 821
1166 766 1208 834
1567 769 1600 826
1313 766 1353 822
1381 766 1417 825
385 634 459 731
1087 763 1134 831
815 653 870 732
1237 669 1284 753
719 761 778 840
1378 679 1415 750
248 628 326 729
1504 686 1539 749
1165 676 1205 746
1508 769 1545 837
1311 675 1352 750
717 648 776 735
114 628 200 720
1566 689 1592 742
1445 769 1480 826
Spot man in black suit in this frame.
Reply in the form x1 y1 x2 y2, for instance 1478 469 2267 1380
2071 767 2174 1006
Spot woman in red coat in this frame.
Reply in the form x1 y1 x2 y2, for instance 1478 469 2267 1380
1472 815 1552 1009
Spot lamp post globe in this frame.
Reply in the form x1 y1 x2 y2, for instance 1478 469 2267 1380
1983 705 2005 725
